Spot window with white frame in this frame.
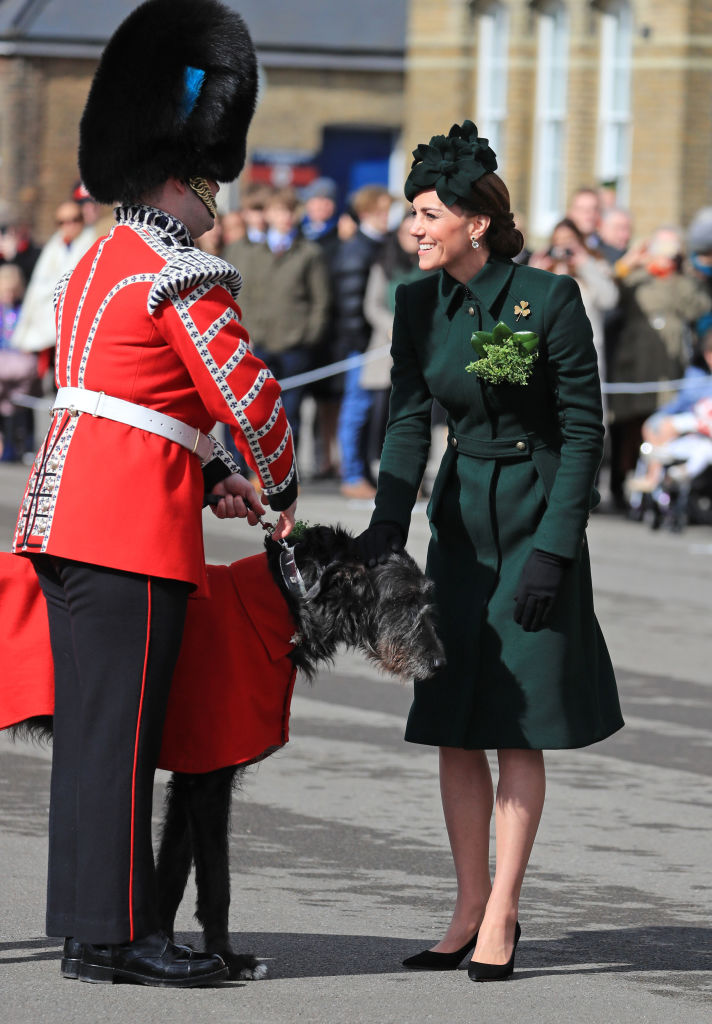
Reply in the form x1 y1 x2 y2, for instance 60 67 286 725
531 2 569 238
597 1 633 204
476 2 510 167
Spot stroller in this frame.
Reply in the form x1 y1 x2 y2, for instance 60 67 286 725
628 430 712 532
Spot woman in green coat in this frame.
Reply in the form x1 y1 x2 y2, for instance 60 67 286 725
357 122 623 982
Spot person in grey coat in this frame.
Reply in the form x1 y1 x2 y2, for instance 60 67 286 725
228 187 331 461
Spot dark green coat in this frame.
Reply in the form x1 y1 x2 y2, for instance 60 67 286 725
372 257 623 750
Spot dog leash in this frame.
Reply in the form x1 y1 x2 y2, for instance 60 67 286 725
206 492 311 600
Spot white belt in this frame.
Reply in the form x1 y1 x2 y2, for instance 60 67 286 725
53 387 214 462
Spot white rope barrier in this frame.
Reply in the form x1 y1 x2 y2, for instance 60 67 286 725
274 345 392 391
7 345 393 410
600 379 689 395
8 392 52 411
7 344 695 413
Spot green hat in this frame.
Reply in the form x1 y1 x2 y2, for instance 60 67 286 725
404 121 498 206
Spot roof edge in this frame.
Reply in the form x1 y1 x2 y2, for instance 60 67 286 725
0 39 404 71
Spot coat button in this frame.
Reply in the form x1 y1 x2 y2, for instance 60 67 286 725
515 440 526 451
467 306 475 316
450 436 458 448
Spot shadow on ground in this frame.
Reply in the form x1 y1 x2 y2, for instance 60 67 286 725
168 925 711 981
2 926 709 1005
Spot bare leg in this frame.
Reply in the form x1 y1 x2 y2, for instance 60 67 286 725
429 747 493 952
471 748 546 964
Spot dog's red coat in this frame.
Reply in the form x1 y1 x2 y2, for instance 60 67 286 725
0 552 298 773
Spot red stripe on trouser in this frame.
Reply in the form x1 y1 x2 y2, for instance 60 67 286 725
129 579 152 940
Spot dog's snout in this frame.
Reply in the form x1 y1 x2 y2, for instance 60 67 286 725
411 651 446 682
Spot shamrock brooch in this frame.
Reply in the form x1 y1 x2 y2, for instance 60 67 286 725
466 322 540 386
514 300 531 321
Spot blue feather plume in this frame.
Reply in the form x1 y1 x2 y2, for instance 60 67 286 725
180 66 206 120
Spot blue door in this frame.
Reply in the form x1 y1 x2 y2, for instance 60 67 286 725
319 127 395 210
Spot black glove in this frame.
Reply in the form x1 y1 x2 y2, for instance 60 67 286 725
355 522 405 567
513 549 571 632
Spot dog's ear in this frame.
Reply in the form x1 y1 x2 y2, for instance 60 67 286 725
322 560 372 599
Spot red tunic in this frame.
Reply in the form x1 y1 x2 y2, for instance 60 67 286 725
12 205 297 590
0 551 298 774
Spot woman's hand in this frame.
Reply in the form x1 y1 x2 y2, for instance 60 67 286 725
355 522 405 567
513 549 571 632
208 473 264 524
269 499 297 541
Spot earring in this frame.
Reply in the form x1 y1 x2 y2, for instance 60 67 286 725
471 236 480 250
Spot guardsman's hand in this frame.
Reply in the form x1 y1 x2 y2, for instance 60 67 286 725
209 473 263 524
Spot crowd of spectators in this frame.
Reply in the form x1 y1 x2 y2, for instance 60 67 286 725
3 176 712 522
523 187 712 514
0 184 104 462
200 178 401 498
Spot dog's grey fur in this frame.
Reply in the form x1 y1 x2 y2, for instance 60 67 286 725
11 525 444 981
157 526 444 979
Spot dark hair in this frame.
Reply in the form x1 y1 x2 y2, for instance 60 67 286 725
551 217 585 245
462 173 523 259
550 216 607 262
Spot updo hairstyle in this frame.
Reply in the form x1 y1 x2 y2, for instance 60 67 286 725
461 173 523 260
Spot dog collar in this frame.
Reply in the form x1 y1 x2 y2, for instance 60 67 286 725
279 544 322 601
279 545 307 598
248 504 318 601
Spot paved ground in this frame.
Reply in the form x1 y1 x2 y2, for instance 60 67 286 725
0 458 710 1023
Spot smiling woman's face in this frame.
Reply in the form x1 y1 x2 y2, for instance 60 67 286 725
408 190 488 281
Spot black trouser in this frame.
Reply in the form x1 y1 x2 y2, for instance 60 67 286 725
32 556 190 944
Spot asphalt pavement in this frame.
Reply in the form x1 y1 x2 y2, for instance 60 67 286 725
0 454 710 1023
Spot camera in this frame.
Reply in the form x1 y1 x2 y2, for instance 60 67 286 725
549 245 574 261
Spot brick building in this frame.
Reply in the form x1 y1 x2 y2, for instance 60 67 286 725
0 0 407 241
2 1 712 247
405 0 712 242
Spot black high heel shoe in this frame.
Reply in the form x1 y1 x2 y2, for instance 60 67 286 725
403 931 479 970
468 921 521 982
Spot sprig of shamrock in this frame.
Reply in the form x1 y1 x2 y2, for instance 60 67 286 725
289 519 311 541
466 321 539 385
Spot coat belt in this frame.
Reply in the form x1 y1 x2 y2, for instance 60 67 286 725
53 387 214 462
447 431 551 460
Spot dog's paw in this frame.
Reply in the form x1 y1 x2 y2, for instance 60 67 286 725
223 952 268 981
243 960 269 981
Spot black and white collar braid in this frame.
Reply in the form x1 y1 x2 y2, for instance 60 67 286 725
115 205 194 248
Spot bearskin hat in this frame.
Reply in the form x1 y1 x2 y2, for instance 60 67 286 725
79 0 258 204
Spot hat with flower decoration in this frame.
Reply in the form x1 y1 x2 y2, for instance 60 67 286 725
78 0 258 215
404 121 498 207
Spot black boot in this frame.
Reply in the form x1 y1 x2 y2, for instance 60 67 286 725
61 937 84 980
